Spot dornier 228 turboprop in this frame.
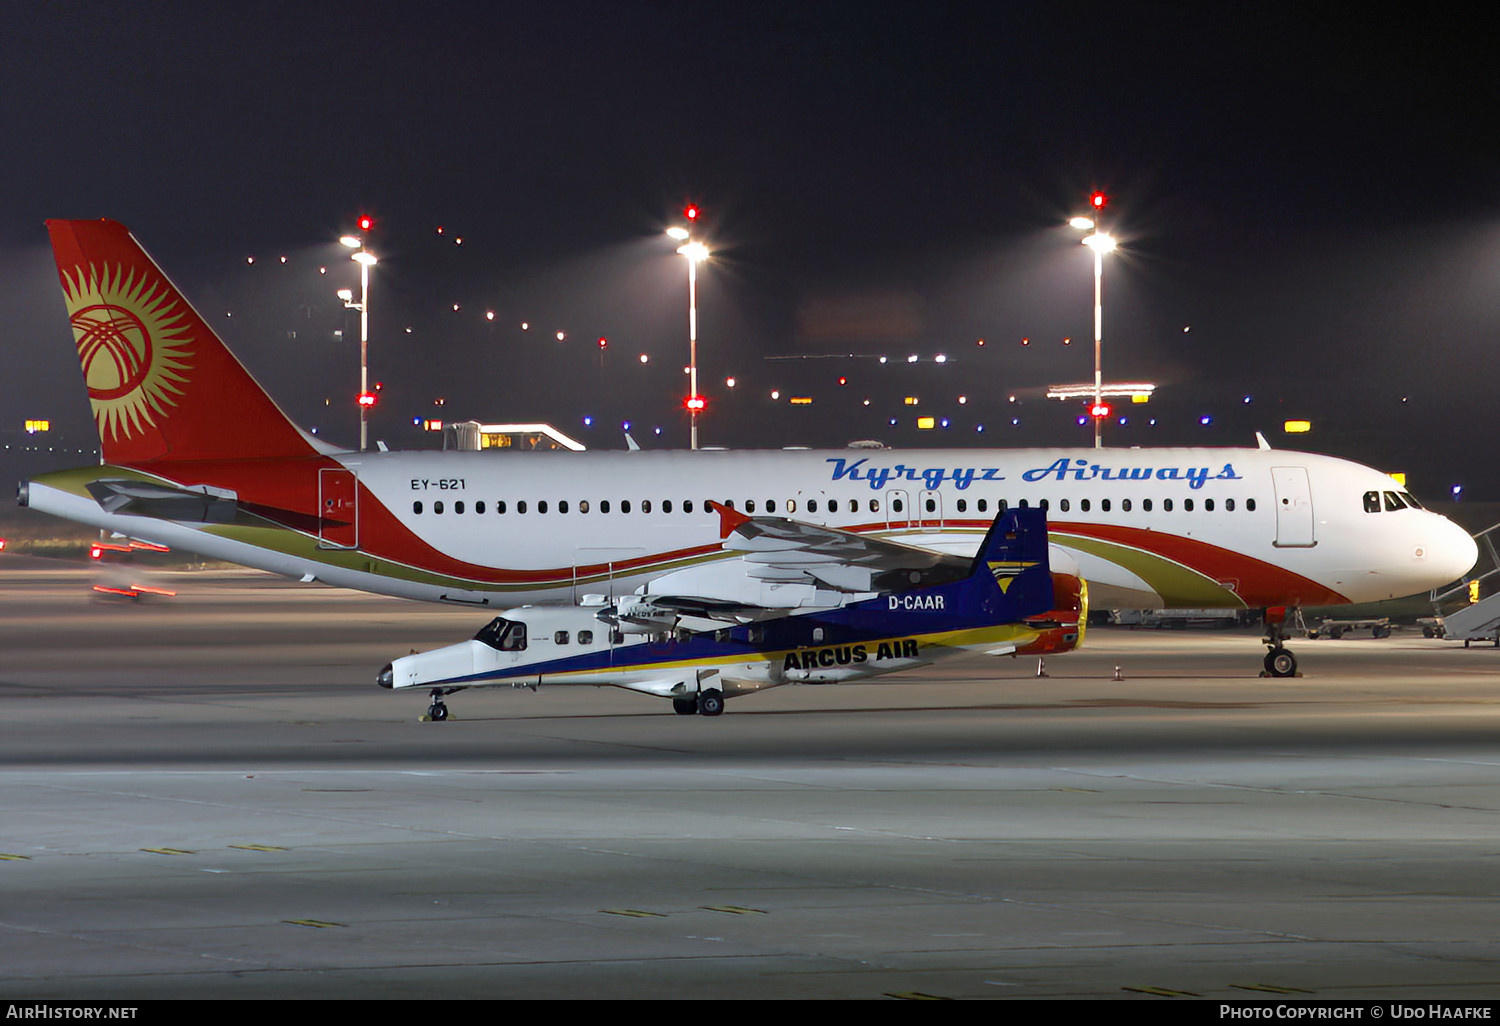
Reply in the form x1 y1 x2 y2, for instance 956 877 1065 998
378 506 1083 718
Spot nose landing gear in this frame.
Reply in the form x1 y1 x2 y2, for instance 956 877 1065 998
423 687 466 721
1261 606 1301 677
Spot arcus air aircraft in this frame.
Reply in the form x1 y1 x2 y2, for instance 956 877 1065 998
19 219 1479 678
381 506 1077 719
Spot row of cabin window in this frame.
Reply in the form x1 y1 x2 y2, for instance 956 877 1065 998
410 495 1261 516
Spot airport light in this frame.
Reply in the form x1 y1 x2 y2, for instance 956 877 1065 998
1070 194 1117 449
339 233 378 451
666 222 712 449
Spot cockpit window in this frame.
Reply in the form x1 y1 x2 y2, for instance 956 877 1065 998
1363 490 1381 513
474 617 527 651
1400 491 1424 510
1383 491 1406 512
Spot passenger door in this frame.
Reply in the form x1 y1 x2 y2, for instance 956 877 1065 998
1271 466 1316 547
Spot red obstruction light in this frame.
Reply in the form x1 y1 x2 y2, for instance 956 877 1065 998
684 394 707 412
1091 191 1107 210
357 391 378 408
683 203 700 222
1090 402 1112 419
357 215 375 232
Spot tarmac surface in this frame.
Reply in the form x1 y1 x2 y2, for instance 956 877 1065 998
3 562 1500 1000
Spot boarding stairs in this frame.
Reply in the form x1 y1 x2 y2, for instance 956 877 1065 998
1431 522 1500 645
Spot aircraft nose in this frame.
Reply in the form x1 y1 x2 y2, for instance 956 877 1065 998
377 663 394 689
1432 516 1479 585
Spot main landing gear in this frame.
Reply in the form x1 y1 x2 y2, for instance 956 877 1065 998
1261 606 1300 678
672 689 726 717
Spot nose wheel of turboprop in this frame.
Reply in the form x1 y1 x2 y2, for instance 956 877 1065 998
424 687 465 722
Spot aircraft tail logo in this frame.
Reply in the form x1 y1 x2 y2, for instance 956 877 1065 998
47 220 324 465
987 560 1040 594
62 263 194 443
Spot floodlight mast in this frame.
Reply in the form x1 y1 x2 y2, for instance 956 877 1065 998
340 228 378 451
1072 193 1116 449
666 210 710 450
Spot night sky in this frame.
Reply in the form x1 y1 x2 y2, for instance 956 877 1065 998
3 2 1499 500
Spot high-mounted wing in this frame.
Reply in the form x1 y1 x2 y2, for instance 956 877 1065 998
714 502 971 594
617 504 976 629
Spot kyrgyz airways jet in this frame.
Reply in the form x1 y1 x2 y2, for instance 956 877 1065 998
19 220 1478 677
381 506 1080 719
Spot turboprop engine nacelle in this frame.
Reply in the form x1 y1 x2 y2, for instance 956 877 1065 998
607 598 678 635
1015 570 1089 656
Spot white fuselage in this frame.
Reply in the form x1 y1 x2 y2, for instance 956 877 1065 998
26 445 1478 610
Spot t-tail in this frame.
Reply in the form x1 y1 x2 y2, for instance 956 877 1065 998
45 219 330 466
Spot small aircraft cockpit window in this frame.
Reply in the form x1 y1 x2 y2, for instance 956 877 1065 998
474 618 527 651
1364 491 1382 513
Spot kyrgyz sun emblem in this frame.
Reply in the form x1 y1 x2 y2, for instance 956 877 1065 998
61 263 193 439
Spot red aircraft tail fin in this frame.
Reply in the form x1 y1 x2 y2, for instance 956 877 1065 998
46 219 323 465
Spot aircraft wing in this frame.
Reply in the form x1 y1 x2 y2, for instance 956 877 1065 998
714 502 970 595
615 506 979 629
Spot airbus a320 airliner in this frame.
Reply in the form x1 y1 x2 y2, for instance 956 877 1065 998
18 219 1478 677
